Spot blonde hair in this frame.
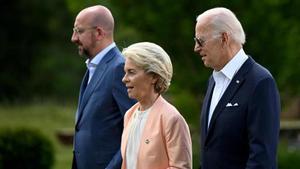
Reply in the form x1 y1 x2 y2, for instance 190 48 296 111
122 42 173 94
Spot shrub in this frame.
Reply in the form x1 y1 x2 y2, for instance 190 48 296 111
278 141 300 169
0 128 54 169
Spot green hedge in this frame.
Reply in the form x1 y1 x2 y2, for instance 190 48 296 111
0 128 54 169
278 141 300 169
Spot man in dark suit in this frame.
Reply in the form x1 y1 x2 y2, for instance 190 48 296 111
71 5 136 169
194 7 280 169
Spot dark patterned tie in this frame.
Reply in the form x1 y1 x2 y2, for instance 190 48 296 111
79 70 89 104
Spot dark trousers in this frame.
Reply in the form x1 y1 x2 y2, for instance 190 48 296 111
71 151 77 169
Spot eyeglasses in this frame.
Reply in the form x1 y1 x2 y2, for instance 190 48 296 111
194 37 206 47
194 35 221 47
73 26 97 35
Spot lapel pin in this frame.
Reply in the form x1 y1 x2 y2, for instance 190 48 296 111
145 139 150 144
236 80 240 84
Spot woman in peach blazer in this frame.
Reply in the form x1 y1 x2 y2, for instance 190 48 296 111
121 42 192 169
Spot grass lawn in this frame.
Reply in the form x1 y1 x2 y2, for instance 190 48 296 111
0 101 201 168
3 102 299 169
0 102 75 169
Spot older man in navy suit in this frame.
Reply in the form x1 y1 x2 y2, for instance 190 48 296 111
194 7 280 169
71 5 136 169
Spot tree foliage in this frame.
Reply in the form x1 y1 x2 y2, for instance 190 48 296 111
1 0 299 168
0 0 299 105
110 0 300 106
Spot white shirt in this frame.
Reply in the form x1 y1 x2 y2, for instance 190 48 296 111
85 42 116 84
207 48 248 128
126 107 151 169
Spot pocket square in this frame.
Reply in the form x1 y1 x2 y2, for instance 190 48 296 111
226 102 239 107
226 103 233 107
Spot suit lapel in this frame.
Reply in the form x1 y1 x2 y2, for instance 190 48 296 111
121 97 163 164
205 57 254 143
201 76 215 137
121 103 139 160
79 70 89 105
75 70 89 124
79 64 107 112
137 96 164 158
76 47 117 125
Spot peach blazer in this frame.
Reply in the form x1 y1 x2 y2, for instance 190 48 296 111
121 95 192 169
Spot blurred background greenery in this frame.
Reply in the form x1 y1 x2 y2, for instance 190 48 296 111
1 0 300 168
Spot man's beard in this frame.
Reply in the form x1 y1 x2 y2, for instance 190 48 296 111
82 48 91 58
79 40 96 59
77 45 92 59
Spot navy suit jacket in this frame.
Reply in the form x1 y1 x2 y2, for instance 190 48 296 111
73 47 136 169
200 57 280 169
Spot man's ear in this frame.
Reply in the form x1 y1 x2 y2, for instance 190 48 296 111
221 32 230 48
222 32 230 43
95 26 105 40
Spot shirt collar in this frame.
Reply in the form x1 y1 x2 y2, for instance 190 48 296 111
216 48 248 80
85 42 116 68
